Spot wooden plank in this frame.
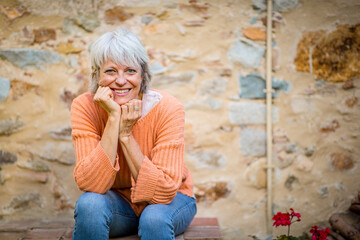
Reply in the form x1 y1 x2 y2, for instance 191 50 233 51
23 228 68 240
0 232 27 240
189 218 219 227
0 219 38 232
184 226 222 240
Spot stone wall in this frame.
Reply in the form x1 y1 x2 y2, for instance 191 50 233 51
0 0 359 239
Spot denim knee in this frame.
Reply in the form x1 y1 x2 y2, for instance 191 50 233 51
139 206 173 239
74 192 111 227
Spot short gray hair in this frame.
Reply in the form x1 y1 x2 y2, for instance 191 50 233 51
89 28 151 93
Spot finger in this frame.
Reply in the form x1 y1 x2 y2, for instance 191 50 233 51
121 105 128 119
128 99 138 104
94 86 106 100
127 102 134 116
128 99 141 108
95 87 113 101
135 100 142 116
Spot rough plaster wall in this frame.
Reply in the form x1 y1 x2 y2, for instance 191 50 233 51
0 0 359 239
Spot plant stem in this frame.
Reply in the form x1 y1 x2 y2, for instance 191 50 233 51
288 225 290 237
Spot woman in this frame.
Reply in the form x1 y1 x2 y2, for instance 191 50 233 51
70 28 196 240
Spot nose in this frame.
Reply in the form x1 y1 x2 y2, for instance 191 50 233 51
115 73 127 85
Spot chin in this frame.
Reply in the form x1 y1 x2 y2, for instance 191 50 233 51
116 100 129 106
115 97 132 106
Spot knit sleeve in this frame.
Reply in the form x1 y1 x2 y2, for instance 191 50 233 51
71 95 120 194
131 100 185 204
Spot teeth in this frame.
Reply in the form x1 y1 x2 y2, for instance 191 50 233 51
114 89 130 93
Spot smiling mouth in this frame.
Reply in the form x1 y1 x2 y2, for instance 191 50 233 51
113 89 130 94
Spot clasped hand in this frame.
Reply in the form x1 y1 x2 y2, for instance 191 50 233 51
93 86 142 138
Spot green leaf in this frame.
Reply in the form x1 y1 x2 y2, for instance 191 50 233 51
276 235 299 240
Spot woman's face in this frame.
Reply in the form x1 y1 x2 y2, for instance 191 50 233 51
98 60 142 105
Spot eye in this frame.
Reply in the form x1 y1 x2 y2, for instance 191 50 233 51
127 68 137 73
105 69 115 74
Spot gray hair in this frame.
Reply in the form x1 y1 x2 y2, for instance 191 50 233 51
89 28 151 93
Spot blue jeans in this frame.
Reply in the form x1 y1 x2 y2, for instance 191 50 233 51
72 190 197 240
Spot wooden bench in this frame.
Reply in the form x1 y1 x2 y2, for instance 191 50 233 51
110 217 222 240
0 217 222 240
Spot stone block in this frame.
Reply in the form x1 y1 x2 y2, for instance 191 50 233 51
104 6 134 24
244 158 266 189
143 23 169 35
75 13 100 32
243 27 266 41
228 37 265 69
164 1 177 8
240 128 266 156
198 78 227 96
57 42 85 54
318 186 329 198
151 71 196 88
185 98 222 111
337 95 359 114
229 101 279 125
285 142 297 153
0 6 27 22
295 155 313 172
62 18 86 36
294 24 360 82
59 88 78 109
6 171 49 183
304 145 315 157
0 118 24 136
239 73 290 99
273 0 298 12
187 150 226 169
17 159 50 172
141 16 153 25
9 79 41 100
115 0 161 7
33 28 56 43
0 150 17 166
319 118 340 135
0 49 62 70
194 181 231 202
343 81 355 89
38 142 76 165
150 61 167 75
345 96 358 108
0 77 10 102
253 0 298 12
284 175 299 191
252 0 267 11
49 126 72 140
2 192 41 215
276 151 295 169
330 152 354 171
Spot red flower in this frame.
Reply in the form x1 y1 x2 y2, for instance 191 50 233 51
272 212 291 227
289 208 301 222
272 208 302 228
310 226 330 240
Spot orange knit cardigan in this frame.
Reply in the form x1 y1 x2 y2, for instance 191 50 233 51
70 89 193 216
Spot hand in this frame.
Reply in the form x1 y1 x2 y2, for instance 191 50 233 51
119 99 142 139
93 86 120 116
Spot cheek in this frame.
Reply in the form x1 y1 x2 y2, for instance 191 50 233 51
98 76 113 86
131 75 142 88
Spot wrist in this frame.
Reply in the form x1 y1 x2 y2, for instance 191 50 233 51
119 133 132 143
108 112 120 120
